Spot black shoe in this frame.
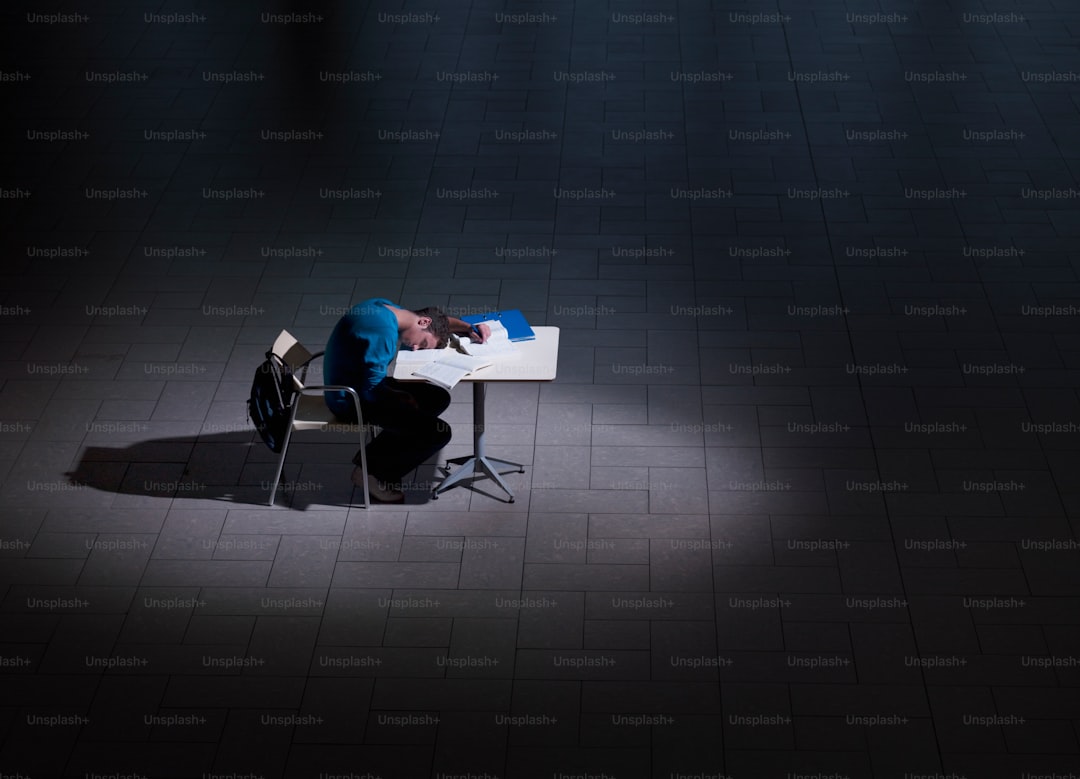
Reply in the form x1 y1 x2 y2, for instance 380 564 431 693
353 467 404 503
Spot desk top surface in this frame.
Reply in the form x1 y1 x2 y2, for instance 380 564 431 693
391 325 559 382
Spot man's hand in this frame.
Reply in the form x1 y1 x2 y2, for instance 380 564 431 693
446 315 491 344
468 323 490 343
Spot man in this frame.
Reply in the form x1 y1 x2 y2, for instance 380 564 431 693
323 299 489 502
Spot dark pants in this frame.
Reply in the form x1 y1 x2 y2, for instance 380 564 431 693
336 379 452 484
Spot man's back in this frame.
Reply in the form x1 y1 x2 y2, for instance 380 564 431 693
323 298 399 415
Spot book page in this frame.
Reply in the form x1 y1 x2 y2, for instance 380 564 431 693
410 360 470 390
439 352 493 372
459 320 520 358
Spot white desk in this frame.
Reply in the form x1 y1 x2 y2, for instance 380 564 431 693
391 326 559 502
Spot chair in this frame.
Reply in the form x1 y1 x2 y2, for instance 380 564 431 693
265 330 371 508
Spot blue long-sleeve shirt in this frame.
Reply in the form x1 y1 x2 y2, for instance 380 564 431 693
323 298 399 415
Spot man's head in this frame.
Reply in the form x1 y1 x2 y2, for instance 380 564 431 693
402 306 451 350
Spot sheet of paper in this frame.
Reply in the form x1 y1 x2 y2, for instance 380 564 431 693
394 346 449 364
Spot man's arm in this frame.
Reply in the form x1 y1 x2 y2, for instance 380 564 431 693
446 316 489 343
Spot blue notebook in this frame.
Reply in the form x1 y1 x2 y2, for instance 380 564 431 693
461 309 535 342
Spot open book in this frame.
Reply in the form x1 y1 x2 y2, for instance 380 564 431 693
393 320 521 389
405 351 493 390
457 320 520 359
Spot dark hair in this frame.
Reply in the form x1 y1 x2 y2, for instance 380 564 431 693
412 306 452 348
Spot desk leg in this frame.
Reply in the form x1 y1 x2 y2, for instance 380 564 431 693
432 382 525 501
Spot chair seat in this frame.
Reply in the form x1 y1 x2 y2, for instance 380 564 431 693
291 394 358 431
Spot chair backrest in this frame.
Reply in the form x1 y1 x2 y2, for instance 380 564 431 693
272 330 314 370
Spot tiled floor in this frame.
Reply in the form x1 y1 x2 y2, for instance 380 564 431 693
2 0 1080 776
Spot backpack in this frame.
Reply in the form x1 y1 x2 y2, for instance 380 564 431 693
247 351 298 453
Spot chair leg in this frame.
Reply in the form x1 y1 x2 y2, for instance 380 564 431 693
268 445 289 506
268 413 299 506
356 422 371 508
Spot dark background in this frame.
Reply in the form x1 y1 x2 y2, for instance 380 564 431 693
2 0 1079 777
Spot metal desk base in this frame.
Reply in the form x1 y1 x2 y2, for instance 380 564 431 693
432 382 524 502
